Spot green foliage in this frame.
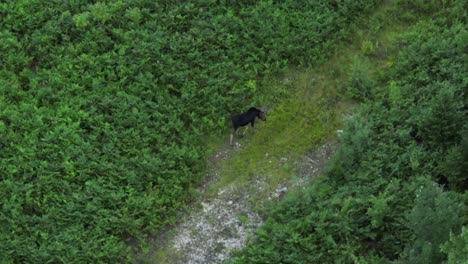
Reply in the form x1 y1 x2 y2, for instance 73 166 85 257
436 124 468 192
346 57 374 100
0 0 378 262
441 226 468 264
400 181 465 264
387 81 401 107
361 39 376 56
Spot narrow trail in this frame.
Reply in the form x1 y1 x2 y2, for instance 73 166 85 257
147 140 337 263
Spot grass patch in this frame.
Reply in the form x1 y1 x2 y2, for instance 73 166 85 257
209 68 343 201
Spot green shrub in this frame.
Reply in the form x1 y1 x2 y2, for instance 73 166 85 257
346 57 373 100
400 181 465 264
441 226 468 264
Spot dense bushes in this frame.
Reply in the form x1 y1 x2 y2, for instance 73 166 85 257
229 2 467 263
401 182 464 264
346 57 374 101
0 0 378 262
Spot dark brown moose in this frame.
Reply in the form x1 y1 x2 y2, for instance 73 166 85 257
230 106 271 145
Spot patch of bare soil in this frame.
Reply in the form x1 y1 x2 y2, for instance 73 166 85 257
140 140 337 264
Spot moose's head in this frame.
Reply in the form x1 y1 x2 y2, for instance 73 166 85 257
258 110 267 121
257 106 271 121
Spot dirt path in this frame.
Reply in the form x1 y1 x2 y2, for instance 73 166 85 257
143 140 337 264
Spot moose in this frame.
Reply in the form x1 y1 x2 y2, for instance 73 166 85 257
230 106 271 145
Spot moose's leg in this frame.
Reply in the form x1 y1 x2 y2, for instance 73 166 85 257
230 128 236 145
242 126 249 135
